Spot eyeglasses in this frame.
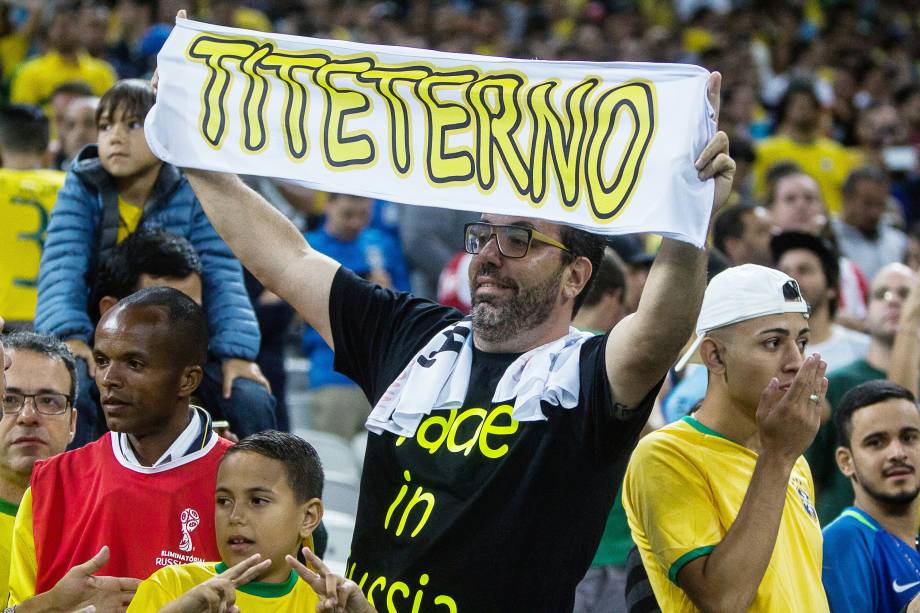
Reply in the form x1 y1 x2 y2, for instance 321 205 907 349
870 287 911 302
464 222 571 259
2 392 71 416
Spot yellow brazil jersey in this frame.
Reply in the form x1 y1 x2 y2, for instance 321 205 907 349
0 168 66 322
8 488 35 604
623 417 829 612
9 51 116 131
116 196 144 244
0 498 18 605
127 561 319 613
752 135 857 214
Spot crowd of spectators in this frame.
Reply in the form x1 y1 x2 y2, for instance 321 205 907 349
2 0 920 611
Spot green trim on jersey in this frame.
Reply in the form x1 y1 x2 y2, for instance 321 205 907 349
682 416 735 443
668 545 716 585
0 498 19 517
215 562 298 598
840 508 878 532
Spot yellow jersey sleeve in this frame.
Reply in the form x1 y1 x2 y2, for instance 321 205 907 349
7 488 36 605
0 498 19 605
623 433 723 584
126 567 193 613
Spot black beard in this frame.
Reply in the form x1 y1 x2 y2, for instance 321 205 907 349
470 263 564 344
853 464 920 508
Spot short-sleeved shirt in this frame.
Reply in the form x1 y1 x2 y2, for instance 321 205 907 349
623 416 828 612
127 562 318 612
0 168 66 322
329 268 656 612
823 507 920 613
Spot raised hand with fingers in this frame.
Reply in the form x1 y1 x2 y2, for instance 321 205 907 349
286 548 377 613
158 554 271 613
36 546 140 613
756 353 828 463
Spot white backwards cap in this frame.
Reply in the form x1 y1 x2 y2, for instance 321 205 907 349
674 264 810 371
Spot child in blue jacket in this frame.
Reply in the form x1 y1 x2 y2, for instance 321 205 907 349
35 79 275 446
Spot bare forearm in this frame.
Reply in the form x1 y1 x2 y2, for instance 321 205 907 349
682 451 795 612
634 238 706 353
184 170 311 291
889 321 920 397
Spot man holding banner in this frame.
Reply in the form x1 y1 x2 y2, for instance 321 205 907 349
148 13 734 611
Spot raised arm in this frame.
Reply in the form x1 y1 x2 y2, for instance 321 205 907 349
183 170 341 348
604 73 735 407
888 274 920 397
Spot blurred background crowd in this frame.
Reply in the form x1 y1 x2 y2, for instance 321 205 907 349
4 0 920 608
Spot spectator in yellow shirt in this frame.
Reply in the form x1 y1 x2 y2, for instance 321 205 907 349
624 265 829 612
9 2 116 118
0 105 65 326
753 80 858 214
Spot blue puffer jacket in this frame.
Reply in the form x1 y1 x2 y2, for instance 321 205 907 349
34 145 260 360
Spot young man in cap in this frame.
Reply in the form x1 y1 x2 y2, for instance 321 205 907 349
822 380 920 612
772 230 869 371
623 264 829 611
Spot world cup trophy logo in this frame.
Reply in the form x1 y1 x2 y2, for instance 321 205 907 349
179 508 200 552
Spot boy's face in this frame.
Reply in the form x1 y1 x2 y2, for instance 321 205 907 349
97 105 161 181
215 451 322 583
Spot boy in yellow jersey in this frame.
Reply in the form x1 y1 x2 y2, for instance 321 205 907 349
0 332 77 602
128 430 375 613
623 265 830 611
0 105 65 327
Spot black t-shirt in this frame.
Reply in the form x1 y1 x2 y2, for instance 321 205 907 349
330 268 655 613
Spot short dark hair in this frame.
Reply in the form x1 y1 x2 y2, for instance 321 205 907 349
776 80 821 127
50 81 94 101
1 331 78 400
0 104 49 154
96 79 156 128
834 380 918 447
764 162 808 207
581 248 625 309
712 203 758 254
771 231 841 318
559 225 606 317
223 431 324 503
91 228 202 323
842 166 888 198
115 286 208 366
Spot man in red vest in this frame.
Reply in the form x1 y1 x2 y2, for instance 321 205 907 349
7 286 233 604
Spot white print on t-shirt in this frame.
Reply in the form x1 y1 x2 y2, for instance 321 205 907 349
179 508 201 552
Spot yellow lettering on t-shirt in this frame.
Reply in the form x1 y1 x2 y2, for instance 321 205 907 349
398 405 520 460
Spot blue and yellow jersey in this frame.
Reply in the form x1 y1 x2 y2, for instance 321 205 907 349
823 507 920 613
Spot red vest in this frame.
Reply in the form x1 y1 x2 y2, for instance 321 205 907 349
30 433 232 592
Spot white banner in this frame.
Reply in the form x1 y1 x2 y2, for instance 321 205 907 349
146 18 716 246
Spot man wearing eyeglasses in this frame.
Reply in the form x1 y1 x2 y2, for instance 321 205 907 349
0 332 77 600
181 75 734 611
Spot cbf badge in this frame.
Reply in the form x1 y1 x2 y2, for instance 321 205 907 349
792 478 818 521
